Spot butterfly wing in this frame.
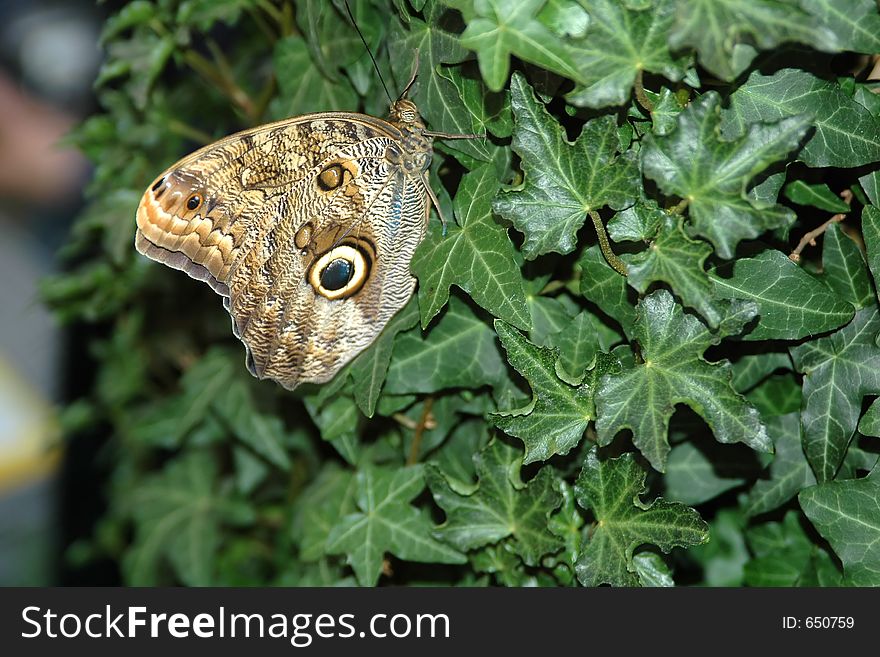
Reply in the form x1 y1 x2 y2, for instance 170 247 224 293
136 113 431 389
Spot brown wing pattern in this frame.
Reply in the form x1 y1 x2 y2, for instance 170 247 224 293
135 113 431 389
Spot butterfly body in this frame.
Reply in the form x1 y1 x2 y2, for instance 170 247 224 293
136 100 434 389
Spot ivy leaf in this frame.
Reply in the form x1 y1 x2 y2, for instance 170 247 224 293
743 510 817 586
293 465 357 561
744 413 816 517
413 164 530 331
800 0 880 53
790 307 880 481
177 0 252 30
862 206 880 295
574 448 708 586
731 352 793 393
622 214 724 327
821 223 873 309
664 442 746 505
859 398 880 438
578 246 637 336
547 311 602 383
384 296 506 394
459 0 582 92
668 0 839 81
800 477 880 585
388 2 496 165
642 92 809 258
125 452 254 586
349 300 419 417
96 29 175 111
270 37 358 118
305 394 361 465
565 0 687 108
492 321 594 463
494 73 640 259
427 439 563 564
723 69 880 168
326 465 466 586
596 290 771 471
710 249 855 341
783 180 851 213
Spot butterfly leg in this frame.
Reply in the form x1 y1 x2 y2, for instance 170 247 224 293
424 130 484 140
422 173 449 237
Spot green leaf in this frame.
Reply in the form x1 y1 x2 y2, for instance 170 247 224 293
783 180 851 213
293 465 357 561
642 92 809 258
665 442 746 505
100 1 156 43
800 0 880 53
743 510 815 586
623 214 724 327
578 246 637 335
746 373 803 419
564 0 687 108
821 223 873 309
858 397 880 437
427 439 563 564
596 290 771 471
388 3 496 165
790 307 880 481
723 69 880 168
710 249 855 340
492 321 593 463
744 413 816 517
177 0 252 29
668 0 839 81
214 380 292 470
800 477 880 585
608 200 664 243
731 352 793 393
862 206 880 295
384 296 506 394
413 164 530 330
459 0 582 92
494 73 640 258
689 509 748 586
97 33 175 110
270 37 358 118
574 448 708 586
305 394 362 465
125 452 254 586
326 465 466 585
349 300 420 417
547 311 602 383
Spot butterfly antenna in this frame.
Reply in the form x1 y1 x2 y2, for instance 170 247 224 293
344 0 393 104
399 51 419 100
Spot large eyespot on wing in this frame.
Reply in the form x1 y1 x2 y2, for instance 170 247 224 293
307 240 375 300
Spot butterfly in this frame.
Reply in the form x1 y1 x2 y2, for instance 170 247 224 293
135 62 476 390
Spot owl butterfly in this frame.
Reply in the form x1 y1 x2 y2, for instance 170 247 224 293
135 55 476 390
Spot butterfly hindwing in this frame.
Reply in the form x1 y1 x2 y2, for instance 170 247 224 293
136 112 432 389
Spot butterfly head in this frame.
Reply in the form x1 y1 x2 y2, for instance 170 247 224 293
388 99 423 128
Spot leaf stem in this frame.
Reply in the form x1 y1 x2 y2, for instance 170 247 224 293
166 118 214 145
183 48 258 123
669 198 689 215
789 190 853 262
634 69 653 112
406 397 434 465
589 210 627 276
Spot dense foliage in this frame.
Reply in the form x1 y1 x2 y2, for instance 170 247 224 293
47 0 880 586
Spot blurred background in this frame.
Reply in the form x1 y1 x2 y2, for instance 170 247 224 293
0 0 103 585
